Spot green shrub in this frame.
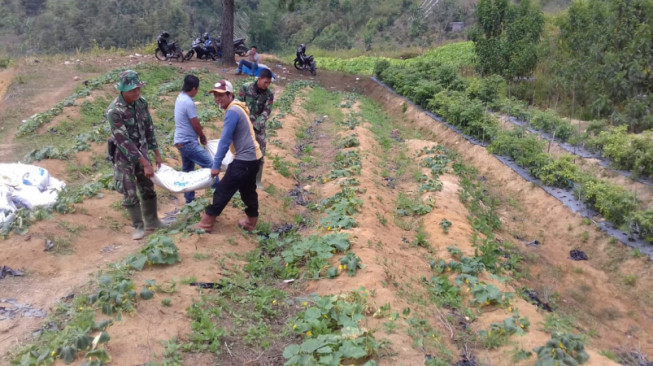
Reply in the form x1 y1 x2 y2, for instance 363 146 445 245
630 209 653 242
374 59 390 77
539 156 579 189
579 179 639 226
530 109 576 142
488 130 551 177
500 98 533 121
466 74 506 109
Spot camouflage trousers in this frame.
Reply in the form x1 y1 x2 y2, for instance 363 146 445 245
255 128 266 158
113 159 157 207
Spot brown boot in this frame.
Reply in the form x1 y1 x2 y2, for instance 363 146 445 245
195 212 217 233
237 216 258 232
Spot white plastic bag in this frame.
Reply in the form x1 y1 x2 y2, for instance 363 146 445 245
0 163 65 212
152 164 217 193
0 185 16 226
12 185 60 210
206 139 234 170
0 163 50 191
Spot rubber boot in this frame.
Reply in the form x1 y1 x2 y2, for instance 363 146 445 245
195 212 217 233
126 204 145 240
142 198 168 232
256 160 264 189
237 216 258 233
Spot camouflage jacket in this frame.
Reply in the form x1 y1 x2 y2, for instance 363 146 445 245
238 82 274 133
106 94 158 164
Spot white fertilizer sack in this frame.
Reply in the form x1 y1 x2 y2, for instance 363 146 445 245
206 139 234 170
152 164 217 193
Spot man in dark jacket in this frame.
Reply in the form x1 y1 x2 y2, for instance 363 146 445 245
157 31 170 56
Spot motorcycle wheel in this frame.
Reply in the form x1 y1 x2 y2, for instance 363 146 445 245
310 62 317 76
293 60 303 71
184 50 194 61
174 49 184 62
155 49 167 61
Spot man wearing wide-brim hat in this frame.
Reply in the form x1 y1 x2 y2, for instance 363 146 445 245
107 70 167 240
195 80 262 233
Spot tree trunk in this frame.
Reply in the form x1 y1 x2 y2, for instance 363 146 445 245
221 0 235 67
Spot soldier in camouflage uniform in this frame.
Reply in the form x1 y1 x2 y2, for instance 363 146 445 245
238 68 274 188
107 70 167 240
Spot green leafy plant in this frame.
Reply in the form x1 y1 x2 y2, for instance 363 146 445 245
471 283 513 307
479 315 530 349
339 252 363 276
440 218 452 233
12 312 112 366
281 233 351 278
533 333 589 365
125 235 180 271
337 134 360 148
284 291 380 365
419 178 443 192
272 154 294 178
87 270 137 315
396 192 433 216
425 276 462 309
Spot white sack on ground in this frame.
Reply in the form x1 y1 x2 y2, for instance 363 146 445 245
0 185 16 227
0 163 51 190
152 164 216 193
0 163 66 225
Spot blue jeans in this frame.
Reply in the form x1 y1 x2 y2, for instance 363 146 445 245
177 141 216 204
237 60 257 74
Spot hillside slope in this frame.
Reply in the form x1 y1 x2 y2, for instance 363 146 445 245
0 54 649 366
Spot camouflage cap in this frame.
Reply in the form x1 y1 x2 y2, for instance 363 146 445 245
116 70 146 92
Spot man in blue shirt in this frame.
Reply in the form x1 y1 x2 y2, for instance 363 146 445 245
173 75 214 204
195 80 262 233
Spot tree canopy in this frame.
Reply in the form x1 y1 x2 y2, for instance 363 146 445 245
470 0 544 79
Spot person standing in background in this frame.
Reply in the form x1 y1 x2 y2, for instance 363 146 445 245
238 68 274 188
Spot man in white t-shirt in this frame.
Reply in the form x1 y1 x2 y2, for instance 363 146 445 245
173 74 214 204
236 46 259 75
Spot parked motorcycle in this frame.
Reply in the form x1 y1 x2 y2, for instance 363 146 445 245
233 38 249 56
184 37 219 61
294 54 316 76
155 41 184 62
184 37 248 60
213 37 249 57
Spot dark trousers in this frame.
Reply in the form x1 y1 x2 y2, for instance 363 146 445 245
205 159 260 217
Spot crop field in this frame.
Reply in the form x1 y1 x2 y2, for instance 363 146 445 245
0 48 651 366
